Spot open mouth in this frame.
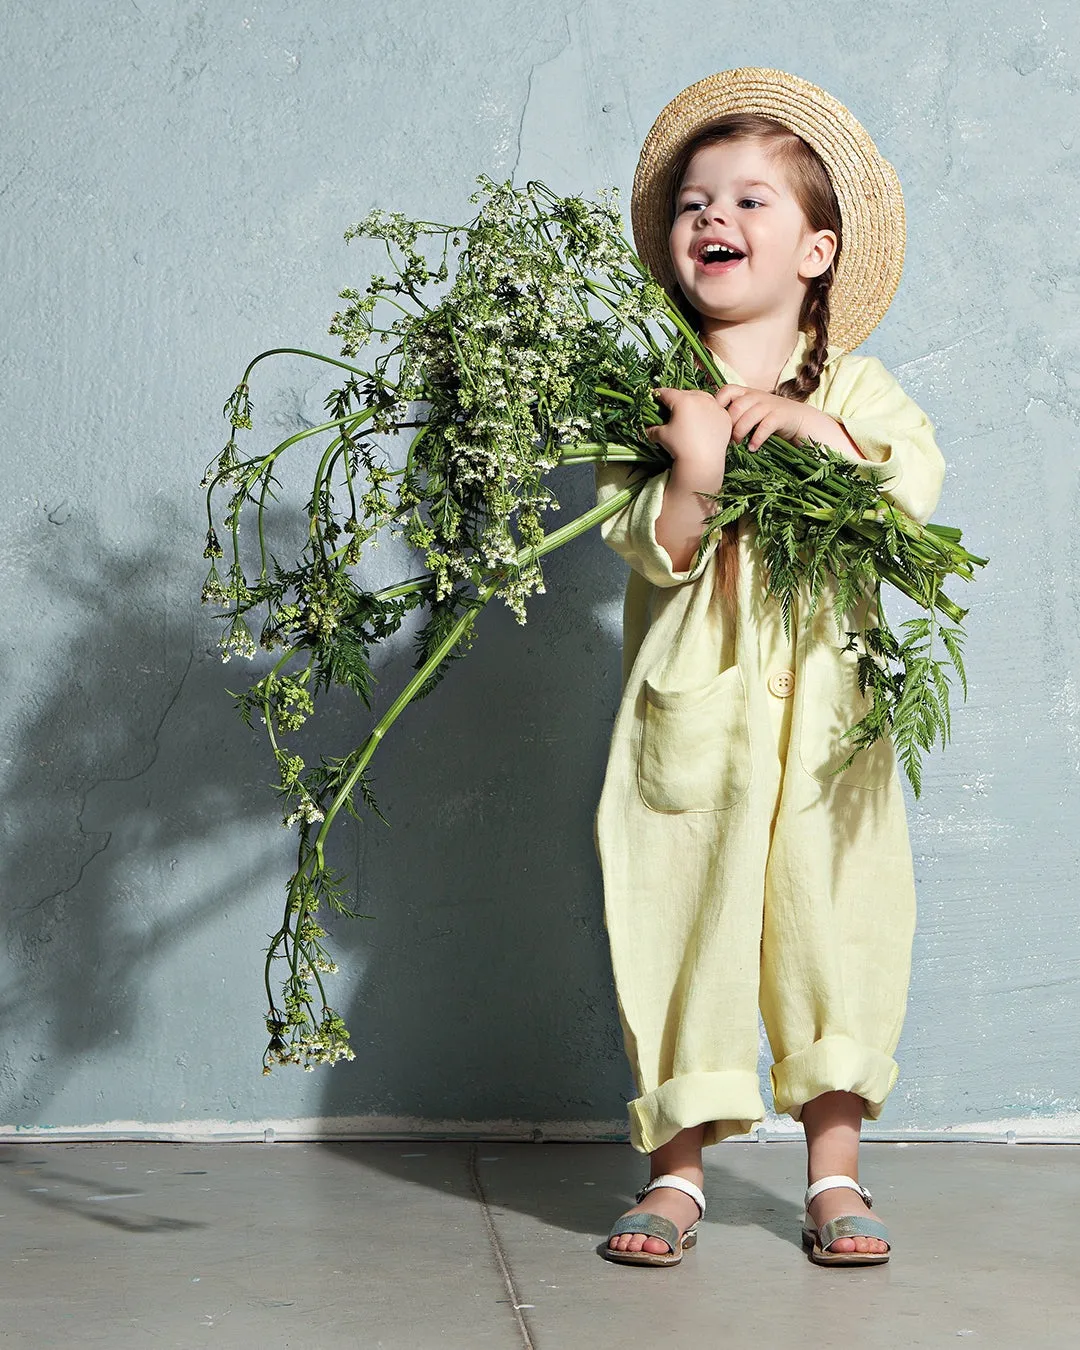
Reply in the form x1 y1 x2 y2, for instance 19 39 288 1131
696 242 745 273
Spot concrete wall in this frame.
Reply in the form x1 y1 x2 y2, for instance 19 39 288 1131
2 0 1077 1140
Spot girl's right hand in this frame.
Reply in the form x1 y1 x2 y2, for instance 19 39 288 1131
646 386 733 469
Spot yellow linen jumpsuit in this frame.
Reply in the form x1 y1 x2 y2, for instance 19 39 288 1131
593 330 947 1153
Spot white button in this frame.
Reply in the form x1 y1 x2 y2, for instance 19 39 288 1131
768 670 795 698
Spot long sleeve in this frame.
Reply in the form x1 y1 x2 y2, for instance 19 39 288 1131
824 353 946 525
595 460 722 588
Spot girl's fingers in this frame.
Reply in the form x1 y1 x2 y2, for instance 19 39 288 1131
746 414 772 452
729 412 747 441
747 414 782 452
730 410 759 444
723 395 757 425
729 407 761 445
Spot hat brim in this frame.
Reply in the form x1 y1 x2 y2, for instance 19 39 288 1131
630 67 905 353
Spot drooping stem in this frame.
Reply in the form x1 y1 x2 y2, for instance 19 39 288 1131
267 476 652 1011
315 480 647 856
238 347 370 385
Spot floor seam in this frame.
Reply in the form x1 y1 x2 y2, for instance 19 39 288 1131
467 1143 536 1350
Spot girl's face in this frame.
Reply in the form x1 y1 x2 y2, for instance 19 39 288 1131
669 139 837 328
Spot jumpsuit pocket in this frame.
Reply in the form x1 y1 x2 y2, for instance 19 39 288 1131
637 665 752 812
798 637 896 790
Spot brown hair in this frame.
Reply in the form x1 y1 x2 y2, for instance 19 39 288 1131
665 114 842 614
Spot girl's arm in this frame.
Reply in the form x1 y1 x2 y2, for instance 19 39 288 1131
595 386 732 587
653 454 728 573
794 407 868 460
595 461 723 587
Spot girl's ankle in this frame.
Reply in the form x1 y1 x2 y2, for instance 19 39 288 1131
649 1162 704 1181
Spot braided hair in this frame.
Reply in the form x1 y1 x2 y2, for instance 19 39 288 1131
776 275 833 401
663 114 843 612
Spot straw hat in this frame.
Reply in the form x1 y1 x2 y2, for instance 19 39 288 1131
630 67 906 352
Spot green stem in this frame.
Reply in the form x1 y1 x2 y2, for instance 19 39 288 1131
238 347 370 385
308 575 503 870
282 475 654 992
317 483 650 848
368 470 650 603
206 410 378 534
514 482 645 565
374 575 434 602
558 440 667 467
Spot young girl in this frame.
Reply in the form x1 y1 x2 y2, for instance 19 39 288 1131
594 68 945 1268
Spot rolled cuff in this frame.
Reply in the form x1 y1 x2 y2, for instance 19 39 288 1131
770 1034 900 1122
598 466 720 589
832 418 945 526
831 419 905 492
628 1070 767 1153
833 418 902 468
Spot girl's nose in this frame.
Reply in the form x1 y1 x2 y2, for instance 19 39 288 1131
699 201 731 227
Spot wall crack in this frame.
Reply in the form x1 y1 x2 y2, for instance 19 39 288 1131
510 0 587 182
20 646 196 913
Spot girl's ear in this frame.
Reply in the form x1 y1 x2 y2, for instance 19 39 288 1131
800 229 837 281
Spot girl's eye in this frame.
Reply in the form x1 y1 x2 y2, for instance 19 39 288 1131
678 198 762 213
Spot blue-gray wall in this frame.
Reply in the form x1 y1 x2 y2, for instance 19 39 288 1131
2 0 1078 1139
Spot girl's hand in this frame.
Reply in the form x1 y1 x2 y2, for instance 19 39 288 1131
713 385 809 453
646 387 733 466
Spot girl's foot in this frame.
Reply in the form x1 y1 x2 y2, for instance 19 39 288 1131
605 1177 703 1256
607 1122 706 1257
805 1183 888 1255
801 1089 888 1256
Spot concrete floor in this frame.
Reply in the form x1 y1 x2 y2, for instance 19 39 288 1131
2 1140 1077 1349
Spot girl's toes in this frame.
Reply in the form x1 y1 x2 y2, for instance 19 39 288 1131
827 1236 856 1253
643 1236 672 1255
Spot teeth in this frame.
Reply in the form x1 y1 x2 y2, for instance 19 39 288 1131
701 244 741 262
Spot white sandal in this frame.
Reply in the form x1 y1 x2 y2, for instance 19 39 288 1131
602 1173 707 1267
801 1174 891 1266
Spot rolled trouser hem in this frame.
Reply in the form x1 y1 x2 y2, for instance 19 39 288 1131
770 1034 899 1121
628 1070 767 1153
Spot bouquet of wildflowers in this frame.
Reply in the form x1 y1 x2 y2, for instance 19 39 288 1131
202 176 985 1071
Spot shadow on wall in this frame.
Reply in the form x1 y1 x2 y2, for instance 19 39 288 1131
0 470 636 1132
0 515 292 1121
314 468 636 1132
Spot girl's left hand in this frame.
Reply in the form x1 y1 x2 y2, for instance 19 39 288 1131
713 385 809 453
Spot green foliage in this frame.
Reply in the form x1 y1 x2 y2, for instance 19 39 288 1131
698 435 977 797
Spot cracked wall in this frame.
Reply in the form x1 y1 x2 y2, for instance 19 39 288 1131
1 0 1078 1136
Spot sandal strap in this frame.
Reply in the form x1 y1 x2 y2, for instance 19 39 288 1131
816 1215 890 1252
635 1173 706 1218
804 1174 872 1210
607 1212 680 1253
